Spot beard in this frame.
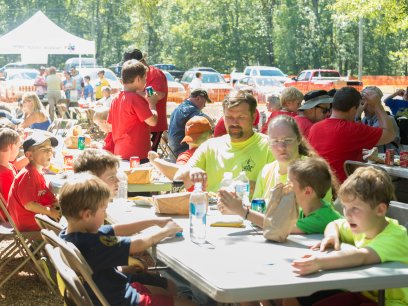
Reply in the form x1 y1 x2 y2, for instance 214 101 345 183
228 125 244 139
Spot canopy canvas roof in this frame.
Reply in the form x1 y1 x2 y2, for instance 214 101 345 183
0 11 95 63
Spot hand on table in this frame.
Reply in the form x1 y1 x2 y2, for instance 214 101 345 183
148 151 159 163
292 254 320 275
163 220 183 237
217 188 244 215
310 235 340 251
155 217 174 228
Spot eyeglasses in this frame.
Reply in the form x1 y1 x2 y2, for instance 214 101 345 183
269 138 297 146
315 105 331 114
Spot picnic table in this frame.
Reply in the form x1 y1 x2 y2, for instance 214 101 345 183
106 201 408 305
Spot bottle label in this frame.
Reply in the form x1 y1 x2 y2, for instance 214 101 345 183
190 203 206 218
235 183 249 193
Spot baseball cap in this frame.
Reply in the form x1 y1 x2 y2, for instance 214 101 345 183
23 133 58 153
123 48 145 62
298 92 333 110
190 89 212 103
181 116 212 143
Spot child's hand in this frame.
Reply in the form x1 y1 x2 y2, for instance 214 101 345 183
292 254 320 275
311 235 340 251
48 207 61 222
155 217 173 228
163 220 182 236
147 93 159 106
218 188 243 215
148 151 159 163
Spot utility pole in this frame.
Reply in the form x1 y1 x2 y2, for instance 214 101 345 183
358 17 363 80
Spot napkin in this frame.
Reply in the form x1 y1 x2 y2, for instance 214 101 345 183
210 215 245 228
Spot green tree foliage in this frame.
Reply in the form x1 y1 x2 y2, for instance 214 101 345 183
0 0 406 75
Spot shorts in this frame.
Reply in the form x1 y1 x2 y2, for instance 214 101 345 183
129 272 168 289
298 290 377 306
131 282 174 306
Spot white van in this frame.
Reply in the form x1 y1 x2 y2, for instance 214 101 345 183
64 58 96 71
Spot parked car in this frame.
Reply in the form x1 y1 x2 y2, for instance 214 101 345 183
244 66 289 84
65 57 97 71
0 68 39 102
284 69 363 94
164 71 186 103
234 76 284 103
76 68 122 95
188 67 219 73
180 71 232 102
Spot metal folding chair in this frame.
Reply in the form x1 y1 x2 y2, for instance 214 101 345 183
40 229 110 306
44 244 94 306
0 194 57 294
35 214 64 235
387 201 408 230
158 131 177 161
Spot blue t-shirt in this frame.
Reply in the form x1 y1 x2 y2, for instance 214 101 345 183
385 98 408 116
30 119 51 131
168 99 203 157
84 84 94 100
60 225 140 306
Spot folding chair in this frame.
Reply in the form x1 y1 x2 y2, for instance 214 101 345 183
158 131 177 161
47 118 78 137
40 229 110 306
35 214 63 235
387 201 408 230
0 194 57 294
44 244 94 306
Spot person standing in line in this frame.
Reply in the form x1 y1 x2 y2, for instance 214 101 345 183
45 67 61 121
123 49 168 152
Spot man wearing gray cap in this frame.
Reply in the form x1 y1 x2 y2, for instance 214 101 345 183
295 90 333 138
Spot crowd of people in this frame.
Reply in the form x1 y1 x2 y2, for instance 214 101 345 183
0 48 408 306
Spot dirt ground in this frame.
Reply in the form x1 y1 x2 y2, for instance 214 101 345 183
0 241 63 305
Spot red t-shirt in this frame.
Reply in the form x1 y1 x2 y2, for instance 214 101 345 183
7 163 57 231
214 109 260 137
108 91 153 160
294 115 314 138
176 148 197 165
103 132 114 153
308 119 382 182
0 163 17 220
146 66 168 133
261 110 297 134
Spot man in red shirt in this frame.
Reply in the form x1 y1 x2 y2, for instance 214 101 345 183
295 90 333 138
123 49 168 152
308 87 395 183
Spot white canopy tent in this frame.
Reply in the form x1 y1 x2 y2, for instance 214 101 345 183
0 11 95 64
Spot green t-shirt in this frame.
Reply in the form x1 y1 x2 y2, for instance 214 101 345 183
187 133 274 194
335 218 408 305
296 200 342 234
252 158 333 202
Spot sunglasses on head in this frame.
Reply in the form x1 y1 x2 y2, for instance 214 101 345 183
315 105 331 114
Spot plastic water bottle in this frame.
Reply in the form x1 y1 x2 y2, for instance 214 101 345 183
220 172 233 190
235 171 250 207
116 171 128 201
189 182 207 244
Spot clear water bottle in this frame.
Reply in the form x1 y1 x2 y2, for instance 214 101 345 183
189 182 207 244
116 171 128 201
235 171 250 207
220 172 233 189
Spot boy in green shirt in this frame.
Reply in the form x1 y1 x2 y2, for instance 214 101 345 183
292 166 408 305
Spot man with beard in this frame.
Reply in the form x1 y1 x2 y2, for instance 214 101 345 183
174 91 274 195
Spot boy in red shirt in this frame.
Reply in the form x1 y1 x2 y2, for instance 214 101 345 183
108 60 158 162
7 133 60 231
0 128 21 220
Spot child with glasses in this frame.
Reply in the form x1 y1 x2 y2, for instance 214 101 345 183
7 133 60 231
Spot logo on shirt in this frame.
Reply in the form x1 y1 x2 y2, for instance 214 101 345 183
99 236 119 247
242 158 255 172
38 189 47 197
